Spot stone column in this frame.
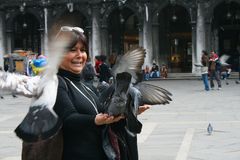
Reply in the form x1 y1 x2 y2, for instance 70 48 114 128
86 26 93 61
195 1 206 74
143 3 153 67
152 22 160 66
101 23 108 56
92 5 101 59
43 7 53 56
0 10 6 68
6 30 13 54
191 21 197 73
40 28 45 55
213 29 219 53
205 20 212 52
138 23 143 47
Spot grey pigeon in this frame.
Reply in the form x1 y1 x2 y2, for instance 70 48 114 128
107 72 132 116
99 47 172 121
207 123 213 135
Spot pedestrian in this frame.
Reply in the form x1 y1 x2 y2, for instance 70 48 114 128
209 50 222 90
0 67 4 99
236 45 240 84
221 65 231 85
94 55 102 77
200 50 210 91
99 55 112 83
22 26 126 160
6 54 18 97
55 26 126 160
160 64 168 79
150 63 160 78
144 65 150 80
81 56 98 94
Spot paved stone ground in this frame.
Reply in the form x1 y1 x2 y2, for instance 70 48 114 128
0 79 239 160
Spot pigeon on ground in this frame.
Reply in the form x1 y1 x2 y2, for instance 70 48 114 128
207 123 213 135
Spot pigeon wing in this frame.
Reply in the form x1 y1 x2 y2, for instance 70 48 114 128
15 35 71 142
0 71 40 97
219 54 230 66
111 47 145 83
134 83 172 105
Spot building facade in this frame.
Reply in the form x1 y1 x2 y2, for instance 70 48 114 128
0 0 239 73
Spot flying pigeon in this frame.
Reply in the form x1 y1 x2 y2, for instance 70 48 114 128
99 47 172 131
219 54 230 66
0 26 78 142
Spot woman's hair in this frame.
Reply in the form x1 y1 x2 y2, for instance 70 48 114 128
202 50 208 56
64 30 88 55
52 26 89 56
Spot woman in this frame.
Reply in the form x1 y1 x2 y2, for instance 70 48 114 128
21 26 150 160
201 50 210 91
53 27 123 160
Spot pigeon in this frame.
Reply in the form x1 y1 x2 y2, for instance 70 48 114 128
219 54 230 66
99 47 172 133
0 26 77 142
207 123 213 135
107 72 132 116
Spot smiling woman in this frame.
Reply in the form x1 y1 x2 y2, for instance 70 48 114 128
59 40 88 74
21 26 124 160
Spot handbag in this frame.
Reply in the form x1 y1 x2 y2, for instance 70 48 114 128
21 75 68 160
22 130 63 160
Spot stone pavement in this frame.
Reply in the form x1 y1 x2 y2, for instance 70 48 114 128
0 79 240 160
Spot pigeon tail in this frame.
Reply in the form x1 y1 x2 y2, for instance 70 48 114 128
15 105 62 142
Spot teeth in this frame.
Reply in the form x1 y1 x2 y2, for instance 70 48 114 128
72 62 82 64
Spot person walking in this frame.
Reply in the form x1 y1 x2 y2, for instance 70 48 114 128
200 50 210 91
0 67 4 99
209 50 222 90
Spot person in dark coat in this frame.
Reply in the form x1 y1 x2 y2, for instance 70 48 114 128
22 26 124 160
55 27 124 160
99 55 112 83
21 26 152 160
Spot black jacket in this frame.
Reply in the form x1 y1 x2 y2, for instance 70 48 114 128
54 69 107 160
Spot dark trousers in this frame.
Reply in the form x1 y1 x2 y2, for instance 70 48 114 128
209 70 221 88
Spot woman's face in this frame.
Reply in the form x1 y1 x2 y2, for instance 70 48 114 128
60 41 87 74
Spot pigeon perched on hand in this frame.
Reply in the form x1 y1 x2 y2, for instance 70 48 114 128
99 47 172 128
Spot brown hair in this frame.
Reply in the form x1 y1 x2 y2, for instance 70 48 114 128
57 29 88 56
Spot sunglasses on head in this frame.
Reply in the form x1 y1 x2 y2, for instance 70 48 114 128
55 26 84 39
60 26 84 34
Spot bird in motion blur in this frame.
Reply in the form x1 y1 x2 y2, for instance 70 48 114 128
99 47 172 134
0 26 82 142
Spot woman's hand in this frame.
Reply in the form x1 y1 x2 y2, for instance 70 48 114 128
95 113 124 125
138 104 151 115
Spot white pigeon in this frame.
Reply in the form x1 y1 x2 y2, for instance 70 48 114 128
219 54 230 66
0 71 40 97
0 26 78 142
